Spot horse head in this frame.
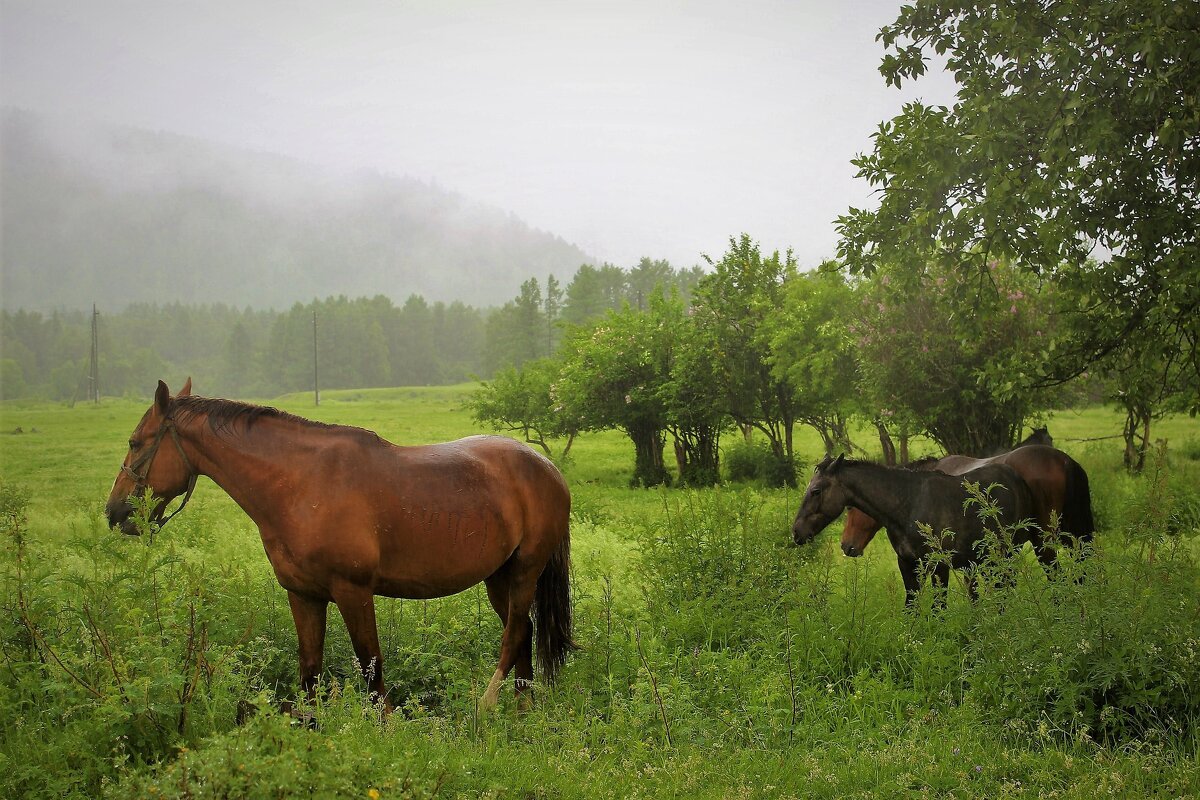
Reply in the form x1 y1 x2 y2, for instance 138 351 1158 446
840 507 882 557
105 378 197 535
791 453 848 546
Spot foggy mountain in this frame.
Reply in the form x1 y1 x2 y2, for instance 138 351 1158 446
0 110 596 312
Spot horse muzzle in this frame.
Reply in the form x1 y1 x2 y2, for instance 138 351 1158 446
842 542 862 557
105 498 141 536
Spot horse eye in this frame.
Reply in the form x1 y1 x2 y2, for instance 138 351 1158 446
128 439 139 450
810 487 822 497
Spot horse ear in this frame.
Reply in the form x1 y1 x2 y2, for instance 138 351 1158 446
178 377 192 397
155 380 171 414
830 453 846 472
816 454 833 472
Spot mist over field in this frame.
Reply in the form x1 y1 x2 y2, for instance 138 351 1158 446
0 110 595 312
0 0 960 316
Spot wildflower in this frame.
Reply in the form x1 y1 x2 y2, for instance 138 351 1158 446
368 789 381 800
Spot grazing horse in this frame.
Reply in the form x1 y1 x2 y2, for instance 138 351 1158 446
792 455 1035 607
105 380 575 713
840 443 1094 571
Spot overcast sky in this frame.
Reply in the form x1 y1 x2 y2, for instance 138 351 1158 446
1 0 958 269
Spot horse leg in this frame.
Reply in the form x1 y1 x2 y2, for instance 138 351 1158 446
286 591 328 704
930 562 951 611
897 556 921 608
480 575 510 709
480 565 536 711
330 582 392 714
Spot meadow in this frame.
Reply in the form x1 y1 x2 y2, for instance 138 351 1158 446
2 385 1199 798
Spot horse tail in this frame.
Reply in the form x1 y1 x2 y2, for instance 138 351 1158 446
1061 457 1096 547
535 527 577 683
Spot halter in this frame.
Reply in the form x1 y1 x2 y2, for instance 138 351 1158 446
121 415 199 531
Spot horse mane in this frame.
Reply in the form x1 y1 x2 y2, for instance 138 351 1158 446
823 455 938 473
170 395 342 436
906 455 941 468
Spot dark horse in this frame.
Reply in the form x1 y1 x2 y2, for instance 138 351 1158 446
105 380 575 712
840 443 1094 572
792 454 1036 606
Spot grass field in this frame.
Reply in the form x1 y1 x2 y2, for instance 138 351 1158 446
2 385 1199 798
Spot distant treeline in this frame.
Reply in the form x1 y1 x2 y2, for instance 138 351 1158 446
0 259 703 401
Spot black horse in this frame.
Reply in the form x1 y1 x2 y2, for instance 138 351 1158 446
792 454 1036 607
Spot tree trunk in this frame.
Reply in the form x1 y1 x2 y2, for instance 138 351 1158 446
674 425 721 487
876 421 897 466
1123 403 1152 473
628 423 670 487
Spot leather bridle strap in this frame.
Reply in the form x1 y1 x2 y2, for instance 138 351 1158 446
122 417 198 530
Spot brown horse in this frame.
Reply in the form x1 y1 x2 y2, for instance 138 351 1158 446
105 380 575 713
840 444 1094 570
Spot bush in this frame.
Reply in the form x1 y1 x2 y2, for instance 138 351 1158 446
963 547 1200 742
723 441 796 487
105 704 445 799
723 440 768 482
0 483 272 798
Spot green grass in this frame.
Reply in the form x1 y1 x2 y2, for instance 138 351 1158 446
1 387 1199 798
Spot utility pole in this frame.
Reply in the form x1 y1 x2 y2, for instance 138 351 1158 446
89 304 100 403
312 308 320 406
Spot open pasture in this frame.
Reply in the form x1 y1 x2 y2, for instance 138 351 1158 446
2 387 1199 798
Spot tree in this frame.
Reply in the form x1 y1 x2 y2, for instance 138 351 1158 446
484 278 545 371
392 294 436 385
662 299 729 486
468 358 579 459
1101 328 1193 471
768 264 860 456
555 303 675 487
430 300 485 382
222 321 256 397
837 0 1200 400
853 257 1053 456
543 274 564 355
626 258 674 310
694 234 800 484
562 263 628 326
0 359 27 400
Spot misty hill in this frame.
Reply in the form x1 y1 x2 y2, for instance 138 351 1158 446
0 110 595 312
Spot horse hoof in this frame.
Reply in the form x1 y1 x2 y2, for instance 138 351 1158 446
289 711 320 731
478 692 500 713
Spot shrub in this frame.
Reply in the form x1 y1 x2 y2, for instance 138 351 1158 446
963 547 1200 742
723 440 795 487
0 483 270 798
105 704 445 799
